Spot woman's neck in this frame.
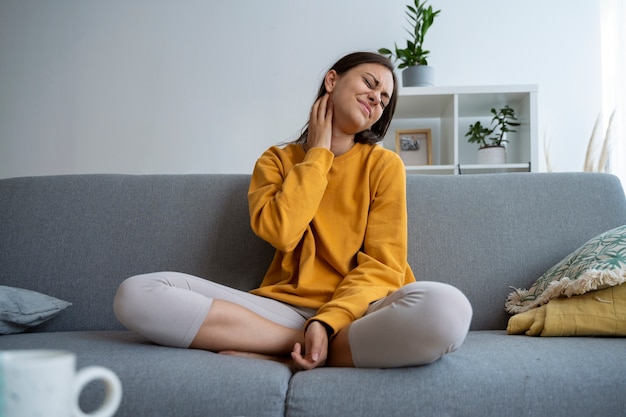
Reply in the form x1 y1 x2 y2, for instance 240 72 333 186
329 134 355 156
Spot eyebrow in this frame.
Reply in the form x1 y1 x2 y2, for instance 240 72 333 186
366 72 391 99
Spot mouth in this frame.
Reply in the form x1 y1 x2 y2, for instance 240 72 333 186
357 99 371 117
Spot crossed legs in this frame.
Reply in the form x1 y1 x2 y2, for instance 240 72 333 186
188 298 354 367
114 272 471 369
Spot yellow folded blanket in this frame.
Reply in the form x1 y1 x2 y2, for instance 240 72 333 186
507 283 626 336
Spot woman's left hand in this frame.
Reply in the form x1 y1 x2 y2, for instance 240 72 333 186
306 93 333 151
291 321 328 370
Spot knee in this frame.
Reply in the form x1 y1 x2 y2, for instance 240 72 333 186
113 275 152 330
403 282 473 361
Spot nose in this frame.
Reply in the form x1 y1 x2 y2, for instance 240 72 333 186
368 90 381 105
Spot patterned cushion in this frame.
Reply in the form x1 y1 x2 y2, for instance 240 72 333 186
506 225 626 314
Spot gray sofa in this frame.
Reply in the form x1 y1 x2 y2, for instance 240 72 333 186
1 172 625 417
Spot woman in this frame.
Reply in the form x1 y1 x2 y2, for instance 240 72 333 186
114 52 472 370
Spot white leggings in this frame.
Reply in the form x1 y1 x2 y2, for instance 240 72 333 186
113 272 472 368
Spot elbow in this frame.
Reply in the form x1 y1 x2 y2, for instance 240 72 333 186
250 218 303 253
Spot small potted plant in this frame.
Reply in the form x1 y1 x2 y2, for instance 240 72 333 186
465 105 520 164
378 0 441 87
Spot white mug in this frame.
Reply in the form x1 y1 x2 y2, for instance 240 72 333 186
0 349 122 417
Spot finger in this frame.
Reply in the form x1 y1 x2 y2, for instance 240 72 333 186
324 96 333 122
304 323 328 366
306 337 322 363
292 342 302 357
292 342 314 365
291 343 316 370
310 96 321 118
313 94 330 122
293 341 325 370
290 352 309 370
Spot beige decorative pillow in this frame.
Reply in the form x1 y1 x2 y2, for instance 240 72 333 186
505 225 626 314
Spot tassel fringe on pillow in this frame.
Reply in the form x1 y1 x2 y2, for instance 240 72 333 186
505 268 626 315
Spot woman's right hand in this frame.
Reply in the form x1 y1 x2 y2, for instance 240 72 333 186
291 320 328 370
305 94 333 150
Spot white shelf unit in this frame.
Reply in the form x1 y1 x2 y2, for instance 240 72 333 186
384 85 538 175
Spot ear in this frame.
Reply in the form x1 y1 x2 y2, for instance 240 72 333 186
324 70 338 93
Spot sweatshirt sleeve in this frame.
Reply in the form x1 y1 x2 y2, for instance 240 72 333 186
248 146 334 252
309 154 411 335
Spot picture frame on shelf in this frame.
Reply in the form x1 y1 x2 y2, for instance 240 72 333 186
395 129 432 166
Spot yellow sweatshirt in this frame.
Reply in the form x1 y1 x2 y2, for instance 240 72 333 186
248 142 415 335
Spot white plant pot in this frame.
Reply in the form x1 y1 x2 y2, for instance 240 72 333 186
477 146 506 164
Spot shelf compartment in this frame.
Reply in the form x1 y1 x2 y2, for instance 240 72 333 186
389 85 538 175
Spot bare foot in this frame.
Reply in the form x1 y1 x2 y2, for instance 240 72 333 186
219 350 299 372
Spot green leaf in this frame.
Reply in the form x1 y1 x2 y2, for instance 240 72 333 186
383 0 440 69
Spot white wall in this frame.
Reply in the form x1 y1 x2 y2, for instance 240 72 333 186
0 0 603 178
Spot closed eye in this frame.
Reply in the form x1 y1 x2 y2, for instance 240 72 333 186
363 75 389 109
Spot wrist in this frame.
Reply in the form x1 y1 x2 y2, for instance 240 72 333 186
308 320 334 338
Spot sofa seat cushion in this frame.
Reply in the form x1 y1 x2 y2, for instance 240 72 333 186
0 331 291 417
285 331 625 417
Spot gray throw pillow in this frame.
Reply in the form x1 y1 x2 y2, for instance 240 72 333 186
0 286 72 334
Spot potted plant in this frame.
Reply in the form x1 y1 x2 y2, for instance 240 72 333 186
378 0 441 87
465 105 520 164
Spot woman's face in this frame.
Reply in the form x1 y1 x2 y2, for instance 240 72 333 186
325 63 394 136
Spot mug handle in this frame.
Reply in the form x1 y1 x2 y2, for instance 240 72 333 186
71 366 123 417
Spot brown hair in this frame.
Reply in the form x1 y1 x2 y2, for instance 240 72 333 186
294 51 398 145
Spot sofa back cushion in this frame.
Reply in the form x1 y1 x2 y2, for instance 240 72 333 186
0 174 274 332
405 173 626 330
1 172 625 332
